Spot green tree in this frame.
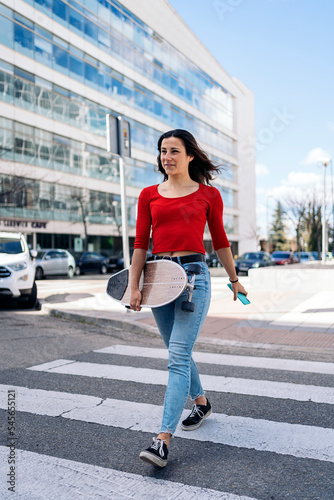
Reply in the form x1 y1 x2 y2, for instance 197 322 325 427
304 197 322 253
270 201 288 250
283 197 306 255
69 191 89 251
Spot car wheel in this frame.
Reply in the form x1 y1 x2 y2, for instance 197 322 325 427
75 266 81 276
68 266 74 279
100 264 107 275
18 282 37 309
35 267 44 280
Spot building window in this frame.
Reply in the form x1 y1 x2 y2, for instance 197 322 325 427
53 0 68 24
53 45 69 74
14 22 34 58
0 10 13 49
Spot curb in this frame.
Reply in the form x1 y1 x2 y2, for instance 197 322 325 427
44 305 160 337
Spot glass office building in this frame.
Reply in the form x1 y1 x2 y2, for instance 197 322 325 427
0 0 256 256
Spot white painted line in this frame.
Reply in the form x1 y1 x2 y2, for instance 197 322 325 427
0 386 333 463
0 385 100 417
27 359 77 371
28 360 334 404
0 446 256 500
94 345 334 375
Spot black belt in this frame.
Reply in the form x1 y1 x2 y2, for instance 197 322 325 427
147 254 205 264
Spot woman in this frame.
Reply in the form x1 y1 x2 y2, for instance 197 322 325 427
130 129 247 467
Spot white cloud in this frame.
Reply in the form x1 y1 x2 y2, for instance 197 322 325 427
282 171 321 186
301 147 331 165
265 170 332 206
255 163 269 176
256 203 267 217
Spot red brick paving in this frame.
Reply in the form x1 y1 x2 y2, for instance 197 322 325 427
137 315 334 350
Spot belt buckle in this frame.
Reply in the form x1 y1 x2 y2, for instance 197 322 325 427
162 255 172 260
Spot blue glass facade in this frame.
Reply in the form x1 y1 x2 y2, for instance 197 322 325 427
31 0 234 127
0 0 238 252
0 6 234 155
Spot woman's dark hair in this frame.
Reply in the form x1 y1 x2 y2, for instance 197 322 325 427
157 129 221 185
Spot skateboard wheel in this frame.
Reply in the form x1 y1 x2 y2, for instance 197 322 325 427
181 301 195 312
187 264 201 274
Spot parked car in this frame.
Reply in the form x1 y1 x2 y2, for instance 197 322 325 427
75 251 109 275
271 251 298 265
116 248 152 269
100 252 119 272
0 231 37 308
312 252 333 261
309 251 334 261
294 252 316 262
234 251 276 275
35 249 76 279
206 252 222 267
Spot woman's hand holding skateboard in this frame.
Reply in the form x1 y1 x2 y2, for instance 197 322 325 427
130 289 142 311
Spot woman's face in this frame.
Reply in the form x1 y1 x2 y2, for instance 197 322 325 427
160 137 193 178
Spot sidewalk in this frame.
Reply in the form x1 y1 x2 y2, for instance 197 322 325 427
40 264 334 354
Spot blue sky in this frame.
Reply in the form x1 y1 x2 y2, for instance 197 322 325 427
168 0 334 237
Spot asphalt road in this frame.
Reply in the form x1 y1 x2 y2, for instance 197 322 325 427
0 303 333 499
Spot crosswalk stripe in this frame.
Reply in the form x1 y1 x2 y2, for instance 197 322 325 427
27 359 334 404
0 446 256 500
94 345 334 375
1 385 333 463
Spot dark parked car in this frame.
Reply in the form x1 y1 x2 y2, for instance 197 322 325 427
206 252 222 267
116 248 152 269
271 251 298 265
100 252 119 272
74 252 109 275
293 252 315 263
234 251 276 275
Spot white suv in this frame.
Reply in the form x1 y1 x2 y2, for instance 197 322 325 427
0 232 37 308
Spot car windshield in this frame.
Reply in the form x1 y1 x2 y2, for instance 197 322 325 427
240 253 263 260
272 252 290 258
0 237 24 254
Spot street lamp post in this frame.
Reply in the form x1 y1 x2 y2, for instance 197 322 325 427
320 160 330 265
106 114 131 269
330 160 334 254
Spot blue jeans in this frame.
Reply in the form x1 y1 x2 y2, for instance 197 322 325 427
152 261 211 435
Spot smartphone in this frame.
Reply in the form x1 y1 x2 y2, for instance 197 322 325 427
227 283 251 305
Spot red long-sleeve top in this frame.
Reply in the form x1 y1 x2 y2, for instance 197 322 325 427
134 184 230 255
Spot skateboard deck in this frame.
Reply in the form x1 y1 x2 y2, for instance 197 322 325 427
106 260 188 308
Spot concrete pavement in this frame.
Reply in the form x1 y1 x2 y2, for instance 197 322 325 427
39 262 334 355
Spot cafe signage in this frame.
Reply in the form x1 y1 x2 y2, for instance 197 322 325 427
0 219 48 230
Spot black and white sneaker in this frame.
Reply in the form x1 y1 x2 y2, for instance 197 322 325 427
181 399 212 431
139 438 168 467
